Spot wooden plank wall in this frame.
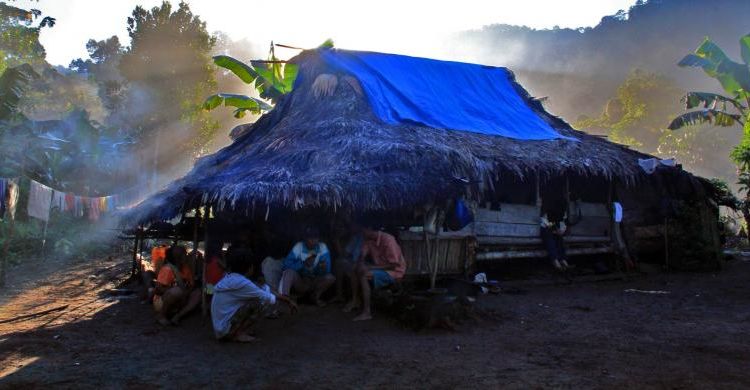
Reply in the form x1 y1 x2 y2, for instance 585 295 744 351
400 237 468 276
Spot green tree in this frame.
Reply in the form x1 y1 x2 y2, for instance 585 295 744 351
0 63 36 121
118 1 218 182
575 69 684 150
576 68 736 183
668 34 750 227
70 36 126 114
0 1 54 74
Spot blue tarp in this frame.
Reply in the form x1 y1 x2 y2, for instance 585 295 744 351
321 49 575 141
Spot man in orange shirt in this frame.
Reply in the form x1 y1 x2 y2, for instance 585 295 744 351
153 245 201 326
344 228 406 321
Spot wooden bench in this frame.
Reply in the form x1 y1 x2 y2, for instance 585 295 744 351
473 202 615 261
396 202 621 279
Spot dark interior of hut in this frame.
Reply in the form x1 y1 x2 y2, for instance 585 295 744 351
126 164 723 300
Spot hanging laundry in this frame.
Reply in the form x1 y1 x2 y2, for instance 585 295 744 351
0 178 7 218
65 193 75 212
76 196 85 217
6 178 19 220
87 197 100 221
28 180 53 221
52 190 66 212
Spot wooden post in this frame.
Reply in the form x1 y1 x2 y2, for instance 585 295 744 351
1 179 18 288
201 206 210 317
430 233 440 289
0 218 14 288
191 208 202 292
192 208 201 255
664 216 669 272
131 229 140 278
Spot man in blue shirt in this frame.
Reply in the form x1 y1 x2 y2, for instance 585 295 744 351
279 227 335 306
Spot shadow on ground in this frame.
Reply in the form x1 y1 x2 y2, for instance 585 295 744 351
1 256 750 388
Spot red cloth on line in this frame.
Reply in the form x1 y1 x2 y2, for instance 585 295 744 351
64 193 75 211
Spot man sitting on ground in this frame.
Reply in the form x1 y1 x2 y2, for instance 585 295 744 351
279 227 335 306
212 248 297 343
153 245 201 326
344 227 406 321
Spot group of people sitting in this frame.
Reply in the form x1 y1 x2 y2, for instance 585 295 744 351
140 222 407 343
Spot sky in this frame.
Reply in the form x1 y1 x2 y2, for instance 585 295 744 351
17 0 638 66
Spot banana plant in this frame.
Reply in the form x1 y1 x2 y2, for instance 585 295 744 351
204 42 299 119
667 34 750 131
666 34 750 230
0 63 38 121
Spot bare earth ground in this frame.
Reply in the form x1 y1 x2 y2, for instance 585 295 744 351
1 252 749 389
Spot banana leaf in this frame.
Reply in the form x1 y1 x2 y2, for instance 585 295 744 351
668 109 742 130
203 93 272 117
213 55 259 84
679 37 750 96
739 34 750 68
682 92 744 111
0 63 38 121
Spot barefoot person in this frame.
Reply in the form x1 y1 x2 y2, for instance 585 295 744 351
212 248 297 342
344 228 406 321
279 227 335 306
153 245 201 326
540 191 570 271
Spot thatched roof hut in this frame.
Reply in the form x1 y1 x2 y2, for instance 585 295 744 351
126 48 689 225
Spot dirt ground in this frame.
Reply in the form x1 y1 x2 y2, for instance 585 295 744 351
1 252 749 389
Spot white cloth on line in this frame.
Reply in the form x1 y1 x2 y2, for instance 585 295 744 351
28 180 53 222
613 202 623 223
638 158 677 174
5 178 19 220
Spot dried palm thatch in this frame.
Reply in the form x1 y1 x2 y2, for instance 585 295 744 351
312 73 339 98
125 49 681 224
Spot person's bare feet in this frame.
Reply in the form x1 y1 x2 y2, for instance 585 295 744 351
329 295 345 304
233 333 257 343
315 298 327 308
342 302 359 313
353 312 372 321
169 315 182 326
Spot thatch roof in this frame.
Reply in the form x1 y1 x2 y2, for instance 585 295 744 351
126 49 674 224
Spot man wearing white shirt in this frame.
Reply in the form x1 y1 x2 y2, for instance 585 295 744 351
211 249 297 343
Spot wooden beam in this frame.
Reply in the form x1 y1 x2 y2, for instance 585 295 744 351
476 246 613 261
476 235 611 245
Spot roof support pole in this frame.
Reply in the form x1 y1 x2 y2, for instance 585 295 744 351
0 214 15 288
201 206 210 317
131 227 141 278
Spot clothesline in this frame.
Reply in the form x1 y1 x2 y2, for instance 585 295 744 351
1 177 149 222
